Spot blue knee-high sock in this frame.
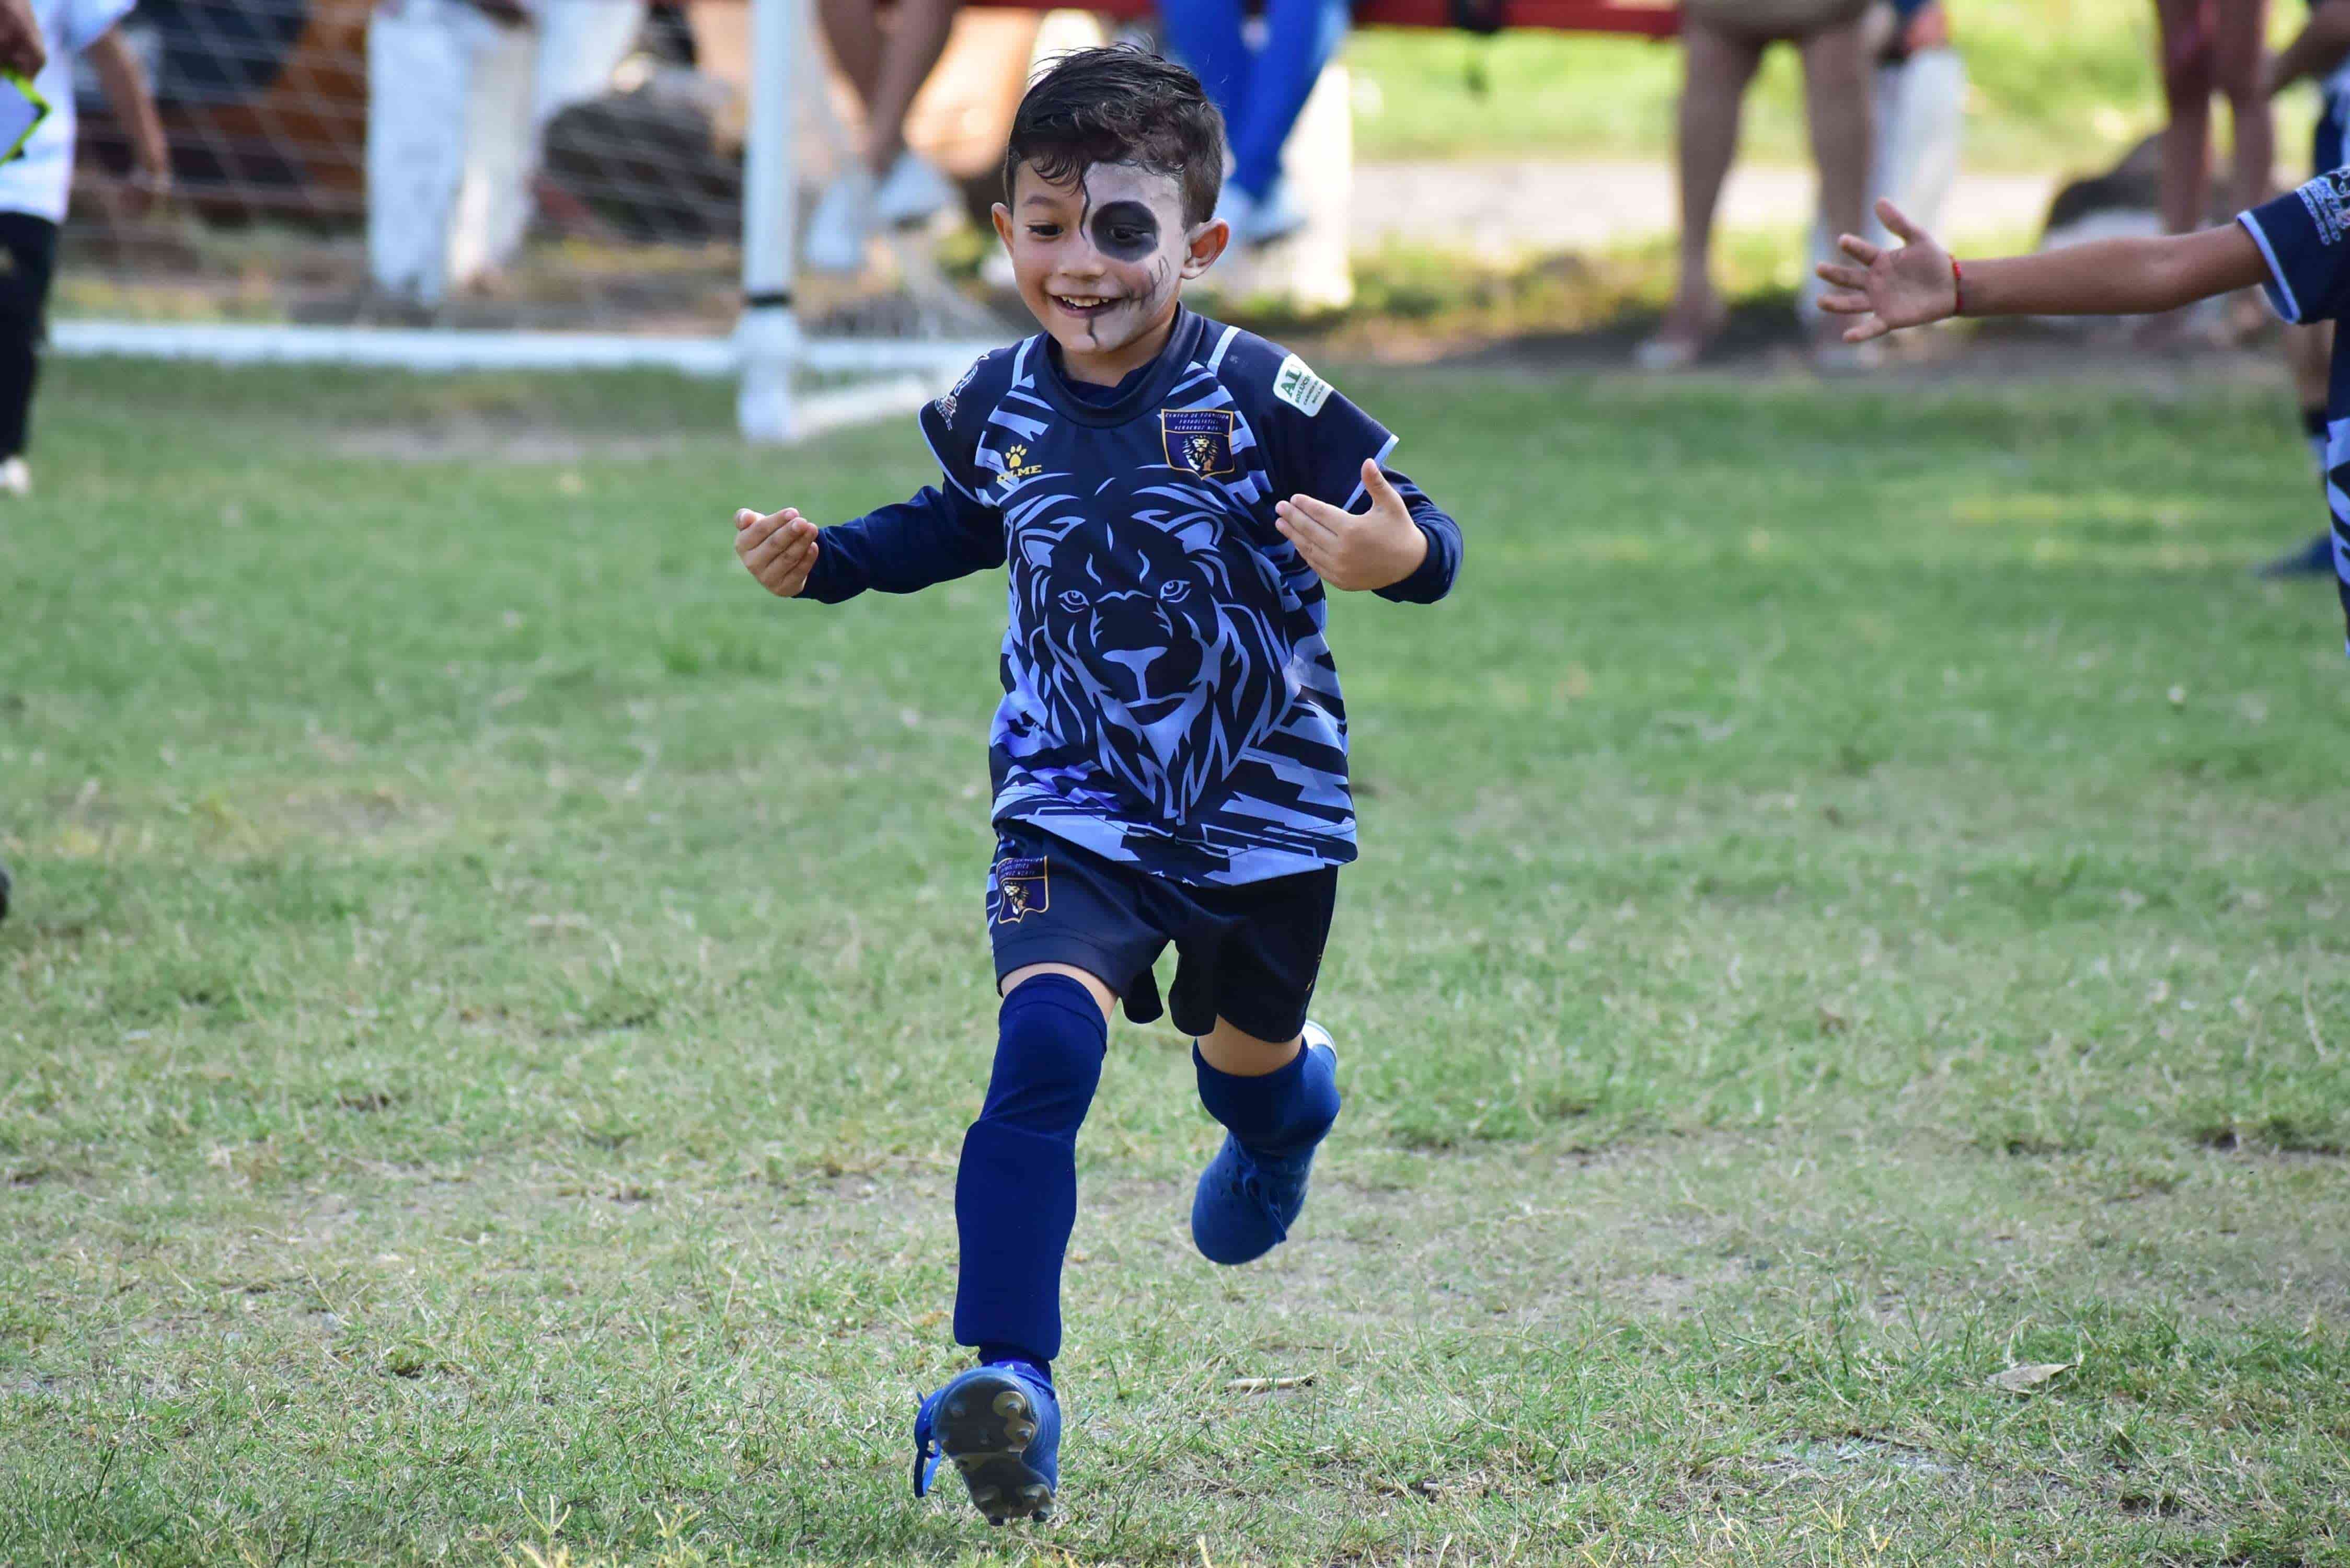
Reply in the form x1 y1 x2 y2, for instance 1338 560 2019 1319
1194 1040 1339 1158
953 975 1106 1378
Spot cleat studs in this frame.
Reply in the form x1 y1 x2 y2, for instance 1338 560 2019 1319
988 1516 1007 1527
946 1398 966 1419
992 1390 1029 1419
953 1455 981 1473
1005 1420 1037 1443
1032 1508 1053 1525
971 1485 999 1505
1020 1484 1049 1505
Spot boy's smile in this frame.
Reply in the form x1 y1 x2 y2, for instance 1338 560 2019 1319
993 162 1227 385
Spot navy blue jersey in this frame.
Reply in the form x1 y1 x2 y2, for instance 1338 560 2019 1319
800 308 1462 885
2241 173 2350 650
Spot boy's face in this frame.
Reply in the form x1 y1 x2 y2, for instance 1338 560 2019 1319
992 162 1227 370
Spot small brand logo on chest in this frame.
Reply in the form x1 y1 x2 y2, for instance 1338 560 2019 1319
1160 409 1238 478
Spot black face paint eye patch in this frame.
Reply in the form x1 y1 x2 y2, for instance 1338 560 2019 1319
1090 200 1161 262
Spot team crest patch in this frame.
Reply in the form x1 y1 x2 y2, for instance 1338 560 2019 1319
2299 169 2350 247
1160 409 1238 477
993 857 1049 924
1273 353 1333 417
933 360 977 426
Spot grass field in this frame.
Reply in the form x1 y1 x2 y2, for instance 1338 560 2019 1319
1348 0 2314 171
5 352 2350 1566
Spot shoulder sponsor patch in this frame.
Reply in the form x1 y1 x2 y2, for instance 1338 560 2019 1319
2298 169 2350 247
1273 353 1333 417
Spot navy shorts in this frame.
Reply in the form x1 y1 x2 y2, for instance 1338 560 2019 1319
984 822 1337 1042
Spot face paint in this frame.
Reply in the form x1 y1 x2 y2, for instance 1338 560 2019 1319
998 160 1199 383
1089 200 1161 263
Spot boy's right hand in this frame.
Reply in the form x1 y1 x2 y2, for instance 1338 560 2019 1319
736 507 820 598
1815 199 1960 342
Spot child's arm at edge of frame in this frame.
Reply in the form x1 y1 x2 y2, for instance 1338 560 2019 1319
2269 1 2350 96
1815 198 2273 341
86 27 170 209
733 481 1005 603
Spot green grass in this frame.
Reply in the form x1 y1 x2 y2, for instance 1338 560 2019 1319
1349 0 2317 171
5 354 2350 1565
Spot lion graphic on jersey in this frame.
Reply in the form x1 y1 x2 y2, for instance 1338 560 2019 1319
1007 481 1288 820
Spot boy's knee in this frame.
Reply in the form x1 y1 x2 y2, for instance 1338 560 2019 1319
977 973 1110 1133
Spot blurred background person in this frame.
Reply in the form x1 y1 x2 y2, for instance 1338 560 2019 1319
1798 0 1963 331
1161 0 1347 247
1641 0 1874 368
365 0 535 312
803 0 961 272
2258 0 2350 575
2153 0 2272 238
0 0 166 496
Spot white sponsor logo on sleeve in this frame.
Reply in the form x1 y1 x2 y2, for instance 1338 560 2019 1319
1273 353 1333 417
2296 170 2350 246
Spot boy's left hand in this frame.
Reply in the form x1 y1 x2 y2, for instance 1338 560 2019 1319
1275 459 1428 592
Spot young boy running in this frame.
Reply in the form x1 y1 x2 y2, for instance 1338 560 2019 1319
731 47 1462 1526
1816 189 2350 645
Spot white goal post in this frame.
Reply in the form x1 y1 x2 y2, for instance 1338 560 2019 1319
50 0 1001 442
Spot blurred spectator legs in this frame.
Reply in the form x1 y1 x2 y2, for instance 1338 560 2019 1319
2154 0 2272 234
1648 13 1871 367
1161 0 1348 246
805 0 962 272
367 0 535 311
1799 2 1964 327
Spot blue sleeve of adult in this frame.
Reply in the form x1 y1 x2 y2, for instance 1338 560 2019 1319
798 482 1006 603
2239 171 2350 324
1373 470 1462 605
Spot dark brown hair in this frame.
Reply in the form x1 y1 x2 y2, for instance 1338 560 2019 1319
1003 46 1225 228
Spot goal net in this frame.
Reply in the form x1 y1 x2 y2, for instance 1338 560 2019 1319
55 0 1029 437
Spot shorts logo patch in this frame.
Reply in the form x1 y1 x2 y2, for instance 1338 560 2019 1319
1160 409 1238 477
1273 353 1333 417
2299 169 2350 246
993 856 1049 924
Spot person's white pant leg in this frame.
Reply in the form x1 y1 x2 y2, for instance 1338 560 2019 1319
450 10 540 289
367 0 477 306
1876 46 1965 239
534 0 645 130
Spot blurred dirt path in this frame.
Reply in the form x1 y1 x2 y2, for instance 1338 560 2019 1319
1351 159 2056 257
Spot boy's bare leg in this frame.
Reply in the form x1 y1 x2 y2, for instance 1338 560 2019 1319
1657 18 1766 354
1197 1016 1302 1076
1000 961 1116 1021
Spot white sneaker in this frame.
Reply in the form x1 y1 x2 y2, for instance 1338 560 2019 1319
0 456 30 495
873 151 955 228
804 169 876 274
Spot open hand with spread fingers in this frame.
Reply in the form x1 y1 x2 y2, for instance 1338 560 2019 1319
1814 198 1960 342
736 506 821 597
1274 459 1429 592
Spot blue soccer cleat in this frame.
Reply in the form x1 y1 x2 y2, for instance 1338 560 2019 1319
911 1362 1061 1526
1190 1023 1338 1267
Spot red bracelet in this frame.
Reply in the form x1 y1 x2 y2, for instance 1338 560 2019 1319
1950 256 1966 318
